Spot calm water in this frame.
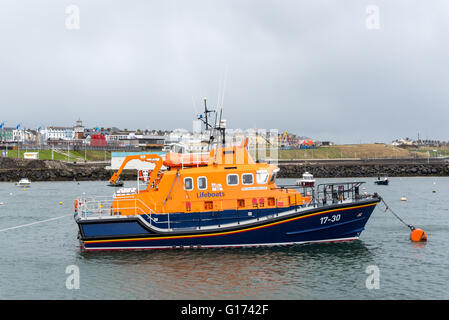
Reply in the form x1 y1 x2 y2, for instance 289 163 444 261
0 177 448 300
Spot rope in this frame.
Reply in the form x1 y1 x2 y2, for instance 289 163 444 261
0 214 72 233
380 198 414 231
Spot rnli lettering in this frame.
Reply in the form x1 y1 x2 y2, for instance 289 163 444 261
181 304 215 317
197 191 225 198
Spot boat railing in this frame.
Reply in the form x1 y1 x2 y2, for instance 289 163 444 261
76 182 373 230
314 182 369 206
276 181 372 207
76 194 158 223
75 190 315 230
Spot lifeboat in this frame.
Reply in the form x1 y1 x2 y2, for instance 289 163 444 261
74 136 381 251
73 104 381 251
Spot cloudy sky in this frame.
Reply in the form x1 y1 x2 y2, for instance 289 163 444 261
0 0 448 143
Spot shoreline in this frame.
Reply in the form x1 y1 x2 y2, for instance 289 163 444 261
1 157 448 181
277 162 449 178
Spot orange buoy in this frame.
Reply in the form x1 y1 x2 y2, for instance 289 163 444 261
410 228 427 242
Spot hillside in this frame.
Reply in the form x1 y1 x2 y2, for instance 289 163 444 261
278 144 448 160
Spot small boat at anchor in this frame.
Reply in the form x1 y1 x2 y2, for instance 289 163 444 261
15 178 31 187
107 178 124 187
374 175 389 185
73 104 381 251
296 172 315 187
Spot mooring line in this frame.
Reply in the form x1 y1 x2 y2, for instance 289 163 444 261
380 198 414 230
0 214 72 233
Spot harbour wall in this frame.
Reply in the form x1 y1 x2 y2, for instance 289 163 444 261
0 158 134 182
0 158 448 182
277 161 449 178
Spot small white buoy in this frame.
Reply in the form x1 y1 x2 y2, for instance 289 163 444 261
401 197 407 201
0 202 4 206
9 193 13 196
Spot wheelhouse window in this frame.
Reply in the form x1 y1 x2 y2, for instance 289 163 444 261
227 174 239 186
256 170 269 184
269 168 279 183
198 176 207 190
242 173 254 185
184 177 193 191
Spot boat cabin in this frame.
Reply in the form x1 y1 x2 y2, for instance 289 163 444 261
108 139 310 216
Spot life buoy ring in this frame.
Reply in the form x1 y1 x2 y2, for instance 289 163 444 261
139 170 151 182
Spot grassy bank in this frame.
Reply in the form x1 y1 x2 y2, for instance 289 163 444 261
278 144 448 160
3 149 111 162
3 144 448 162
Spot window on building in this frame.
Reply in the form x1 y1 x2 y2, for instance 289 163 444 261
242 173 254 185
184 177 193 191
198 176 207 190
227 174 239 186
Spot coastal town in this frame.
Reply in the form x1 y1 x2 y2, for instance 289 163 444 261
0 118 448 184
1 119 448 161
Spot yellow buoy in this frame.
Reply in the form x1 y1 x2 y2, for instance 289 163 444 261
410 228 427 242
59 202 63 205
23 188 26 191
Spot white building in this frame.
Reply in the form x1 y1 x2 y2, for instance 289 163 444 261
73 119 85 139
12 129 38 143
41 126 75 142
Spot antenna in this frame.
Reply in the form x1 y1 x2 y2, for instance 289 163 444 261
191 95 198 115
199 66 229 152
215 66 228 147
216 66 228 127
197 97 215 131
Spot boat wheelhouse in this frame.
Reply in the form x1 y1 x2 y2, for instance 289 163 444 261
296 172 315 187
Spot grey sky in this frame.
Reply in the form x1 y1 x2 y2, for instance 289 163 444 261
0 0 448 143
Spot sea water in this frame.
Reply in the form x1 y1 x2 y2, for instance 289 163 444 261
0 177 448 299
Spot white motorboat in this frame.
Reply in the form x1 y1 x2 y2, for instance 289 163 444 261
15 178 31 187
296 172 315 187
